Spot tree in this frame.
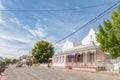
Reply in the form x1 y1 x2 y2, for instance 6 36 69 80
18 57 22 61
5 58 12 64
32 40 54 63
12 58 18 64
96 6 120 59
19 55 28 60
20 55 28 59
32 57 39 64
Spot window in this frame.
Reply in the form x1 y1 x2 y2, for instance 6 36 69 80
60 57 61 63
80 54 83 62
68 55 72 62
77 54 80 62
62 56 64 63
54 58 56 63
77 54 83 62
74 54 77 62
57 57 58 63
89 52 94 63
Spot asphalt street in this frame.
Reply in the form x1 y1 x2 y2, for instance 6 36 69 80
1 66 120 80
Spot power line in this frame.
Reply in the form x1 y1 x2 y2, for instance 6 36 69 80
0 1 118 12
54 1 120 45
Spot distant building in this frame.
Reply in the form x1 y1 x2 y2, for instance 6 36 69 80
0 57 4 62
52 28 120 71
22 56 33 65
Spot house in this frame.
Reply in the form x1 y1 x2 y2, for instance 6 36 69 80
52 28 120 71
0 57 4 62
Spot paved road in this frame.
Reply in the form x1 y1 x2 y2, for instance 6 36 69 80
1 66 120 80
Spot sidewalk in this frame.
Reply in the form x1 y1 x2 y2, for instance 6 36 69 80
96 71 119 76
1 66 119 80
52 67 120 77
33 65 120 77
0 75 6 80
7 65 120 78
1 76 4 80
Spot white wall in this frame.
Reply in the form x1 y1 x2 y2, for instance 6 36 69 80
40 64 48 67
62 39 73 51
52 54 66 67
82 28 97 45
105 58 120 70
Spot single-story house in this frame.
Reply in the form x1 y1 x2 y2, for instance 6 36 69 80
52 28 120 71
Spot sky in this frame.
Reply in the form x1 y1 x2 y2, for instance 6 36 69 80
0 0 119 58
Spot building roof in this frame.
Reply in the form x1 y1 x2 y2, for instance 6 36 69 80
54 42 99 56
54 28 98 56
73 41 82 47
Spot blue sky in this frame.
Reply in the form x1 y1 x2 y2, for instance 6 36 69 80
0 0 118 58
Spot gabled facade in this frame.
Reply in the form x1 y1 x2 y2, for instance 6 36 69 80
52 28 120 71
81 28 97 45
62 39 73 51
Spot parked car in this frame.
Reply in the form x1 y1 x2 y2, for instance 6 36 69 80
16 62 23 67
0 62 5 73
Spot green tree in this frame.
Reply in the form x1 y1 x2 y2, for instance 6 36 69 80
5 58 12 64
19 55 28 60
18 57 22 61
32 57 39 64
32 40 54 63
20 55 28 59
96 6 120 59
12 58 18 64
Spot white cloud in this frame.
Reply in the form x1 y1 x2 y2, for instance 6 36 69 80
23 23 46 38
0 2 5 9
54 42 64 54
45 36 64 54
0 21 47 58
0 47 29 58
0 2 5 25
0 37 33 59
0 33 32 44
9 18 21 25
0 1 63 58
45 36 57 44
0 18 5 25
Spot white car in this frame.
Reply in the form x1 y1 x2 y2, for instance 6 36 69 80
16 62 23 67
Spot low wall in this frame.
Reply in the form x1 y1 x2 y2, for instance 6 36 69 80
39 64 48 67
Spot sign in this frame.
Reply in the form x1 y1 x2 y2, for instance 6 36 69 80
68 55 74 58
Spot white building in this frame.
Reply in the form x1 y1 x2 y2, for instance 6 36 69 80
0 57 4 62
52 28 120 71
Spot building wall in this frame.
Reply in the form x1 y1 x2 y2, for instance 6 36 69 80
0 57 4 62
52 54 66 67
95 49 106 67
62 39 73 51
82 28 97 45
104 55 120 70
65 49 106 67
95 50 120 70
53 48 107 70
96 50 105 61
105 59 119 70
53 28 120 70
